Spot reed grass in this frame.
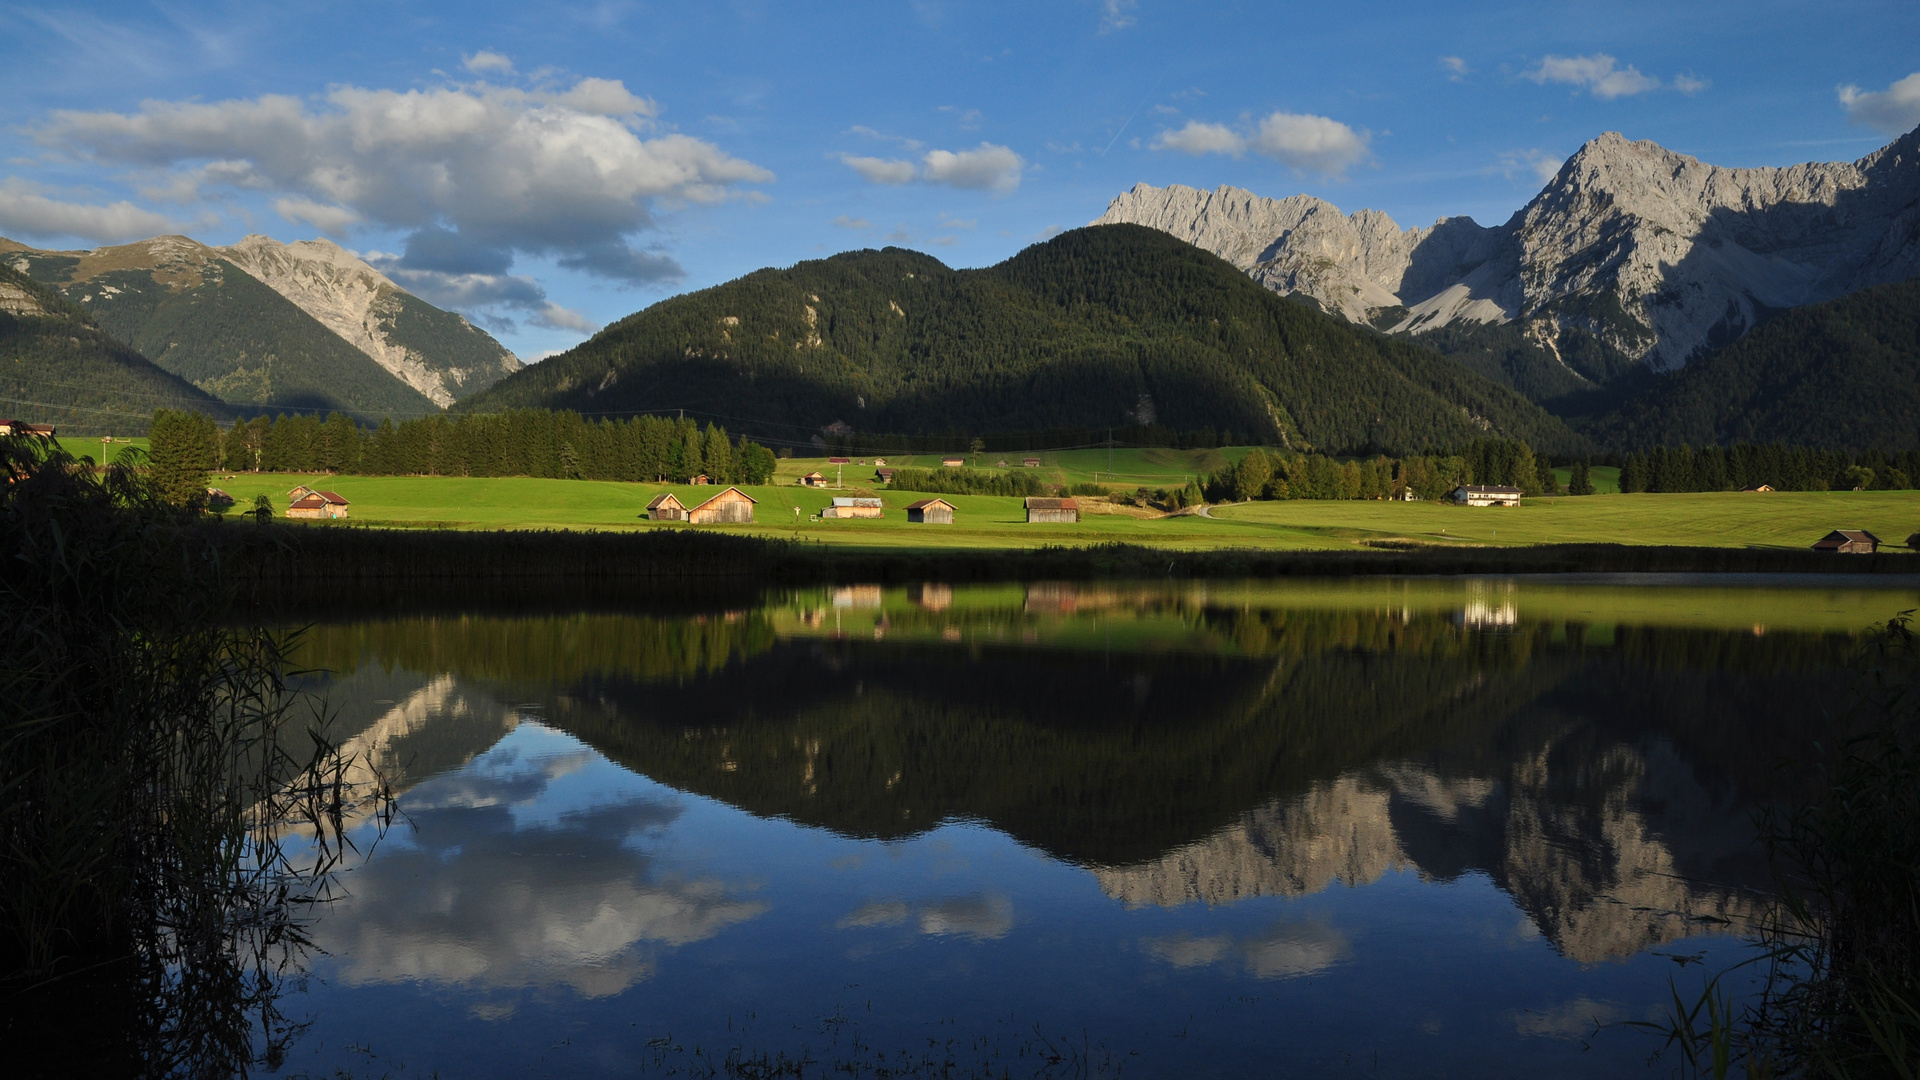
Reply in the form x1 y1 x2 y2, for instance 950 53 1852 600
0 436 388 1078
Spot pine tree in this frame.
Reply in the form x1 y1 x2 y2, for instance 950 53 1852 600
1569 459 1595 495
147 409 217 511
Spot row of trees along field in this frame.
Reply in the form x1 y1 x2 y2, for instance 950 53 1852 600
1618 444 1920 493
149 409 778 487
1202 439 1561 502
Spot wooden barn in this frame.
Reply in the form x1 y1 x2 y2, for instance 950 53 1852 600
822 497 883 519
1022 457 1041 468
205 488 235 511
1025 496 1078 523
1448 485 1524 507
0 420 54 437
645 492 688 521
874 467 896 484
1742 484 1775 492
799 471 827 487
941 457 964 468
688 486 756 524
287 491 350 519
906 497 956 524
1812 529 1880 554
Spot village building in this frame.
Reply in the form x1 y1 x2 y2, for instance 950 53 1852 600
644 492 688 521
1448 485 1524 507
205 488 235 511
287 485 317 502
822 497 884 519
689 473 711 485
828 456 850 465
872 458 887 467
1025 496 1079 523
687 486 756 524
874 467 896 484
1395 488 1419 501
287 491 350 519
906 497 956 524
0 420 55 437
1741 484 1775 492
1022 457 1042 468
799 471 827 487
941 457 965 468
1812 529 1880 554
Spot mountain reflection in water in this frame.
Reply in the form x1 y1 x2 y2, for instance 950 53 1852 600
276 579 1909 1078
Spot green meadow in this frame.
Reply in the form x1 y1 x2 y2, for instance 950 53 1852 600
208 465 1920 554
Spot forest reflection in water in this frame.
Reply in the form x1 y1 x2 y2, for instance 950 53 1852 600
273 578 1909 1078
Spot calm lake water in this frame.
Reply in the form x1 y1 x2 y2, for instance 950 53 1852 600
270 577 1919 1078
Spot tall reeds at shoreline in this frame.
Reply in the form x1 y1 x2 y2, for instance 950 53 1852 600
0 437 382 1078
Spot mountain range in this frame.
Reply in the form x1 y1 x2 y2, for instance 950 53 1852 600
2 233 522 429
1094 125 1920 413
458 224 1582 455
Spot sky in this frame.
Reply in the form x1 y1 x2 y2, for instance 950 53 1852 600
4 0 1918 362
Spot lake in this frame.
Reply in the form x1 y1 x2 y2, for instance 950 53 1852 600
268 577 1917 1078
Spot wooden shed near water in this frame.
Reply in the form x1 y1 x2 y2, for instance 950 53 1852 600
906 497 955 524
823 497 883 519
287 491 350 519
645 492 688 521
688 486 756 524
1025 496 1078 523
1812 529 1880 554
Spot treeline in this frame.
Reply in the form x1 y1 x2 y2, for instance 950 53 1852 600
1618 444 1920 493
1202 439 1557 502
829 424 1255 456
149 408 778 488
883 467 1050 497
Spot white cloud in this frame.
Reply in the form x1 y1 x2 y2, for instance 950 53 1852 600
274 196 360 235
1672 73 1710 95
838 154 917 185
830 214 872 229
1149 112 1368 177
1152 121 1245 157
1440 56 1469 81
1250 113 1371 176
921 142 1023 193
462 51 514 75
0 179 179 243
1498 148 1564 184
34 76 772 286
1527 54 1661 99
1099 0 1137 33
842 143 1025 194
1840 72 1920 135
363 254 600 336
938 105 983 130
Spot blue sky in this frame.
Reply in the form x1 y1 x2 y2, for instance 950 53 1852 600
4 1 1917 361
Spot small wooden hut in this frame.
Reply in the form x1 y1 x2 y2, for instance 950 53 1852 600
1024 496 1078 523
906 497 956 524
1812 529 1880 554
822 497 883 519
205 488 235 511
688 486 756 524
1741 484 1775 492
874 467 896 484
287 491 350 519
799 471 827 487
1022 457 1041 468
645 492 688 521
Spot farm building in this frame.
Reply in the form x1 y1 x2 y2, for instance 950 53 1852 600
828 456 850 465
644 492 688 521
287 491 350 519
1812 529 1880 554
688 487 756 524
1742 484 1775 492
205 488 235 511
822 497 883 519
906 498 956 524
941 457 964 468
0 420 54 437
689 474 711 485
288 485 316 501
874 467 896 484
1022 458 1041 468
1448 485 1524 507
799 471 827 487
872 458 887 466
1025 497 1079 523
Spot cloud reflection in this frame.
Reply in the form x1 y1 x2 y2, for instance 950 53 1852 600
317 732 766 998
836 894 1013 941
1143 919 1350 980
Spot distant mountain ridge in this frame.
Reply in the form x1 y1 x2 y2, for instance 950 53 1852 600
461 224 1583 455
4 233 522 420
1095 125 1920 389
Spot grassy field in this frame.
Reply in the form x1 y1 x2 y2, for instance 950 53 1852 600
770 446 1247 489
60 436 150 464
208 467 1920 554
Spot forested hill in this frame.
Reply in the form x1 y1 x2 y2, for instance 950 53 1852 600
0 262 230 433
1590 277 1920 450
459 225 1584 455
